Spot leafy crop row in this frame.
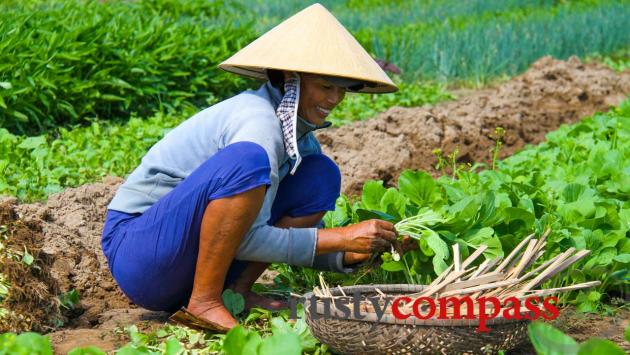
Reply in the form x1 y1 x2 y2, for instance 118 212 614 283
0 110 189 201
241 0 559 33
588 48 630 73
358 0 630 83
3 311 629 354
0 0 255 134
315 99 630 311
241 0 630 83
3 0 628 135
0 306 325 355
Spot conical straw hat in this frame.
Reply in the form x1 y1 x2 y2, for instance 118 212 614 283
219 3 398 93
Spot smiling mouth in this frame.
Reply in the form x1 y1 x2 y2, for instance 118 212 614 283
316 106 331 117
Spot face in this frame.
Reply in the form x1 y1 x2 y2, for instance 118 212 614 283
284 72 346 126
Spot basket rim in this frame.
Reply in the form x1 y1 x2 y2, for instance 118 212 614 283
301 284 533 327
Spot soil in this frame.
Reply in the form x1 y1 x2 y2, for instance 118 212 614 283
0 197 61 333
318 56 630 194
509 308 630 354
12 177 134 330
1 56 629 353
555 308 630 353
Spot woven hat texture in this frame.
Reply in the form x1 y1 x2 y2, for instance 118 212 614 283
219 3 397 93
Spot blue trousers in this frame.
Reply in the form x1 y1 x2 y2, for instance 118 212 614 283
102 142 340 312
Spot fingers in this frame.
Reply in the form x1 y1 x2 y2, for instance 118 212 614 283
392 235 418 255
369 237 390 253
401 235 417 248
366 219 397 241
373 219 396 232
343 251 371 265
343 219 401 254
378 229 397 241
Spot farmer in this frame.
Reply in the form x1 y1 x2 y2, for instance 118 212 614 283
102 4 400 331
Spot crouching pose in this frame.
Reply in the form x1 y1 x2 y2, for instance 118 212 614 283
102 4 400 331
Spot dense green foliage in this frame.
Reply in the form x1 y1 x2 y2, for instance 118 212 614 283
315 99 630 309
589 48 630 72
0 332 53 355
0 0 255 134
0 110 189 201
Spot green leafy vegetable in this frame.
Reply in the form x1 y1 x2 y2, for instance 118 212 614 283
222 289 245 317
528 322 625 355
322 98 630 308
528 322 579 355
0 332 53 355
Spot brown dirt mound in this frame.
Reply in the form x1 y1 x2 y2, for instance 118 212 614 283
318 56 630 194
14 177 133 328
0 197 62 332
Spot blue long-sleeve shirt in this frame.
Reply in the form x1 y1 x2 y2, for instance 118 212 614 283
107 82 350 272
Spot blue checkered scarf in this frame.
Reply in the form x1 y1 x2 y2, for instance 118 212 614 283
276 75 302 175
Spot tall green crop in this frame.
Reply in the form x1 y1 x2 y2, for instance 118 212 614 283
0 0 257 135
239 0 630 84
362 0 630 83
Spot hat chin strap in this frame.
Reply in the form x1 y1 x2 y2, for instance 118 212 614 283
276 73 302 175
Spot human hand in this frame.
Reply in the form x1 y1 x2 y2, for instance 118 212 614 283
339 219 397 254
342 236 418 266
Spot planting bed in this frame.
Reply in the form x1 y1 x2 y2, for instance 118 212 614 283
1 57 629 353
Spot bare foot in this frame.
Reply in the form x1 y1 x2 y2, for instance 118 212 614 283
242 291 288 311
187 297 238 330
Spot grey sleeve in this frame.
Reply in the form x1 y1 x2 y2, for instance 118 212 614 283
310 220 354 273
312 252 354 273
236 224 319 266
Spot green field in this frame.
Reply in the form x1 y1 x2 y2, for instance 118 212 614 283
245 0 630 83
1 0 628 135
1 0 629 353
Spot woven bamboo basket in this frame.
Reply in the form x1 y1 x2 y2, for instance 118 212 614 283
303 284 530 355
